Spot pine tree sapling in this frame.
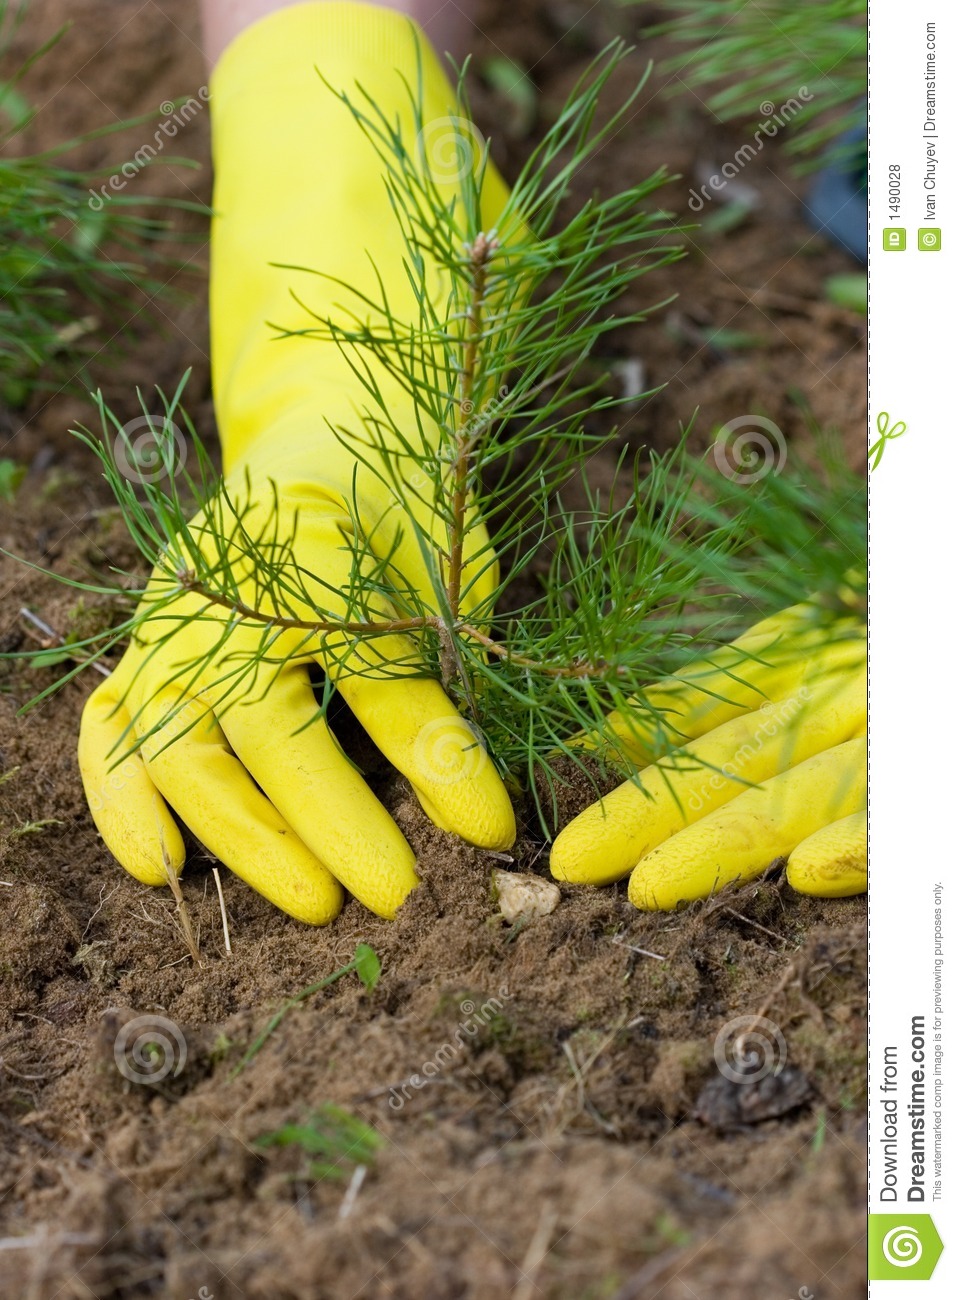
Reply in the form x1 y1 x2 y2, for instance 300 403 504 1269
3 9 865 919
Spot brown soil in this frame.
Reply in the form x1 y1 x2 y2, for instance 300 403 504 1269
1 2 865 1297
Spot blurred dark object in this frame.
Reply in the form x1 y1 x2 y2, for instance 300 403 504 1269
804 112 867 262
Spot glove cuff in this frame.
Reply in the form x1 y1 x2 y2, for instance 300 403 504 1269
211 2 432 102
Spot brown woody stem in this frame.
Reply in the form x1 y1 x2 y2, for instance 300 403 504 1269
446 232 496 622
170 576 618 682
174 572 436 638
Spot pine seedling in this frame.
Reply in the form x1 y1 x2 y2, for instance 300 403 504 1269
6 39 865 831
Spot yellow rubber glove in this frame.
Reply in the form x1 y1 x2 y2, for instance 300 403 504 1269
550 604 866 909
78 3 515 924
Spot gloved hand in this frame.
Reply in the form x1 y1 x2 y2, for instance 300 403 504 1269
78 4 515 924
550 603 866 909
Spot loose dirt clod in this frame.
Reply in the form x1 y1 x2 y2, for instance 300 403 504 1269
694 1063 816 1131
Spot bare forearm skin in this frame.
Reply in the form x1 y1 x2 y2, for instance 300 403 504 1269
200 0 471 70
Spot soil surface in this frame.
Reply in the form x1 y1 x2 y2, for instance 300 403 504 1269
1 2 865 1297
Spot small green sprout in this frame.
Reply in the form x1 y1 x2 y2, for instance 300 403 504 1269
256 1104 383 1182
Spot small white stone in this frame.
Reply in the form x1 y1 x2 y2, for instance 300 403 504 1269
492 869 561 924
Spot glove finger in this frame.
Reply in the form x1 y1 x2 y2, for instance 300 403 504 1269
343 669 516 851
628 736 866 910
214 665 420 918
78 671 185 886
291 569 514 851
604 614 865 766
136 687 343 925
315 625 515 851
786 811 867 897
551 668 865 886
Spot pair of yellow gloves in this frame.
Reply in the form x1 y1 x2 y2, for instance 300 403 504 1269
78 3 866 925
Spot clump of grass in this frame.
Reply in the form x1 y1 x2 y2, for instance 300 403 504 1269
639 0 866 166
0 457 25 499
6 817 62 837
0 0 197 405
256 1104 383 1181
